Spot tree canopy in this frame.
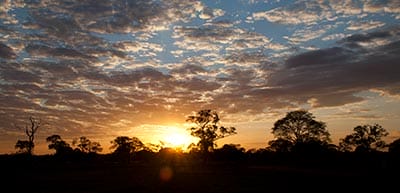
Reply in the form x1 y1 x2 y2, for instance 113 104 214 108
388 138 400 153
187 109 236 153
110 136 145 163
15 140 33 154
339 124 389 152
72 136 102 154
110 136 145 155
268 110 331 152
46 135 72 155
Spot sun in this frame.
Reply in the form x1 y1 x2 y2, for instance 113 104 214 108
164 133 190 146
162 131 196 150
131 125 197 151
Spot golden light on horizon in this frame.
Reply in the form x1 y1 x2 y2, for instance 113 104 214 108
160 126 197 150
163 133 193 149
127 124 198 151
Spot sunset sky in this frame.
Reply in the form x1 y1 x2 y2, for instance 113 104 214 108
1 0 400 154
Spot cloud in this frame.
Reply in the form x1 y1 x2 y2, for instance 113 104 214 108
224 51 270 67
25 0 201 34
169 64 207 75
330 0 362 15
173 25 237 44
339 27 400 48
0 0 399 152
253 1 330 25
253 0 397 29
347 20 386 31
284 26 330 44
176 77 221 92
364 0 400 14
0 0 206 72
322 33 348 41
268 28 400 107
25 44 97 61
0 0 19 25
0 43 16 59
199 7 225 20
0 62 42 83
172 25 270 56
285 47 354 68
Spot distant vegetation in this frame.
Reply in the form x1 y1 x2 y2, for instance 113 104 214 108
8 109 400 160
3 109 400 193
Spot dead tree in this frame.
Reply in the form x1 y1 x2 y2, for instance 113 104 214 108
15 116 42 155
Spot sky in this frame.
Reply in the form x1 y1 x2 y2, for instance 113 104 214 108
1 0 400 154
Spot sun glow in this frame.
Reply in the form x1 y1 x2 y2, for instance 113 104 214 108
127 124 197 151
164 133 191 147
161 127 197 150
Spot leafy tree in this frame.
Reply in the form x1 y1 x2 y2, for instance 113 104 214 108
388 138 400 153
110 136 145 161
111 136 144 154
187 109 236 153
339 124 389 152
267 138 293 152
215 144 245 161
14 116 42 155
268 110 331 153
72 136 102 154
15 140 33 154
218 144 245 153
46 135 72 155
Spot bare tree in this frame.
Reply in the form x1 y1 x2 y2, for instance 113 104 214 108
15 116 42 155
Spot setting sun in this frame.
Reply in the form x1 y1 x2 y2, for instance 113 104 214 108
164 133 192 148
1 0 399 192
161 127 197 150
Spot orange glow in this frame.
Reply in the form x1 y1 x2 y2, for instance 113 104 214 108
161 126 197 150
159 166 173 182
125 124 198 152
164 133 191 148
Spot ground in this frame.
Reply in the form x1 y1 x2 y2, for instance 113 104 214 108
1 155 398 193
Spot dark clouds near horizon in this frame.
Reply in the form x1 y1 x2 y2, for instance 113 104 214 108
1 0 400 138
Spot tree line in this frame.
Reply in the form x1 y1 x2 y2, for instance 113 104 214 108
12 109 400 159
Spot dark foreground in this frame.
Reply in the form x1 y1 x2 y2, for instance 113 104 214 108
1 153 399 193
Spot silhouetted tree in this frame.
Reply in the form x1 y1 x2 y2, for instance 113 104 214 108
339 124 389 152
72 136 102 154
187 142 201 153
389 138 400 153
15 140 33 154
46 135 72 155
135 149 156 162
145 143 163 152
215 144 245 161
110 136 145 162
267 138 293 152
268 110 331 153
14 116 42 155
187 109 236 153
158 147 182 165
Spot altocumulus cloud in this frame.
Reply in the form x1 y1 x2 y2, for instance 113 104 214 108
0 0 399 151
